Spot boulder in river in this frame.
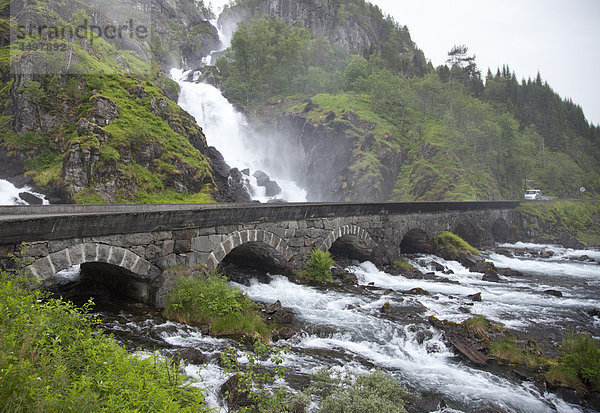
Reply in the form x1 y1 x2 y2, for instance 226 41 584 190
18 192 43 205
543 289 563 298
481 269 501 282
264 300 294 324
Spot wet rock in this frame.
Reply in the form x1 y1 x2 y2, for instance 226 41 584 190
331 267 358 285
264 300 294 324
241 168 250 176
221 374 254 410
559 234 588 250
404 287 432 296
459 306 471 314
178 347 207 365
540 249 554 258
588 308 600 317
380 301 392 314
481 269 501 282
553 387 586 407
543 289 563 298
470 261 497 274
18 192 43 205
253 170 270 186
468 292 482 302
495 248 513 258
428 261 445 272
264 180 282 197
497 267 523 278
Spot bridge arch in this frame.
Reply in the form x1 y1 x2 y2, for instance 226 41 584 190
27 243 161 281
320 225 375 261
400 228 433 254
27 243 162 304
206 229 292 271
492 218 510 243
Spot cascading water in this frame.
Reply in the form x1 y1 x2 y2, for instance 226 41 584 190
82 242 600 412
0 179 49 206
172 3 308 203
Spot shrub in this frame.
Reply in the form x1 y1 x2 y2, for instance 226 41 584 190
163 272 270 339
300 250 335 283
309 368 409 413
0 265 208 411
560 332 600 392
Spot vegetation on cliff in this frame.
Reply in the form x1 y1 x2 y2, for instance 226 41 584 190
215 0 600 202
516 201 600 245
0 265 208 411
0 0 219 204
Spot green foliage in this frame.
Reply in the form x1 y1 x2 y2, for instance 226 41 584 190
300 250 335 283
516 201 600 245
0 265 208 412
433 231 480 256
308 368 409 413
220 338 303 412
559 332 600 392
164 272 269 339
489 336 541 369
216 17 347 108
461 315 504 339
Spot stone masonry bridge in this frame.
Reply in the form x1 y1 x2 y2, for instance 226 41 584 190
0 202 519 307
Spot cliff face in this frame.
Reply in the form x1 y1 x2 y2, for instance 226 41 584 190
260 95 405 202
0 0 230 204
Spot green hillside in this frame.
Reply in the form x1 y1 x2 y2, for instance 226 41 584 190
214 2 600 201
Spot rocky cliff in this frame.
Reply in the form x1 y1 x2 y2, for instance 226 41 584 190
259 95 405 202
0 0 239 204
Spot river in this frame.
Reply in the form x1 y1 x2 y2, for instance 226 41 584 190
51 242 599 412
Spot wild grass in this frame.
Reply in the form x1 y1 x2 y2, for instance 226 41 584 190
0 265 208 412
163 272 270 339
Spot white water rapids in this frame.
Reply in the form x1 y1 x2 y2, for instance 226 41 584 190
0 179 49 205
86 243 600 412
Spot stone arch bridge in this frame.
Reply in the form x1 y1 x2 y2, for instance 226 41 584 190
0 202 518 307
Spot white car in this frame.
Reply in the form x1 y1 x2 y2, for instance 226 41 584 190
524 189 542 200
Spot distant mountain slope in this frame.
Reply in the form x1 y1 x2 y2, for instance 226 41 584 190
211 0 600 201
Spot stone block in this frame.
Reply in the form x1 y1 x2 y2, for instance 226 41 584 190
152 231 172 241
197 227 217 236
25 242 49 258
123 233 154 247
108 247 125 266
96 244 111 263
68 244 85 265
156 254 178 270
162 240 175 255
48 239 80 253
175 239 192 254
192 236 213 252
84 243 98 262
31 256 55 278
49 249 72 273
173 229 199 240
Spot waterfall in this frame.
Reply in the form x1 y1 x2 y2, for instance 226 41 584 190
172 5 309 203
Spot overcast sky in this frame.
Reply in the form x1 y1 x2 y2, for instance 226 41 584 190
369 0 600 126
